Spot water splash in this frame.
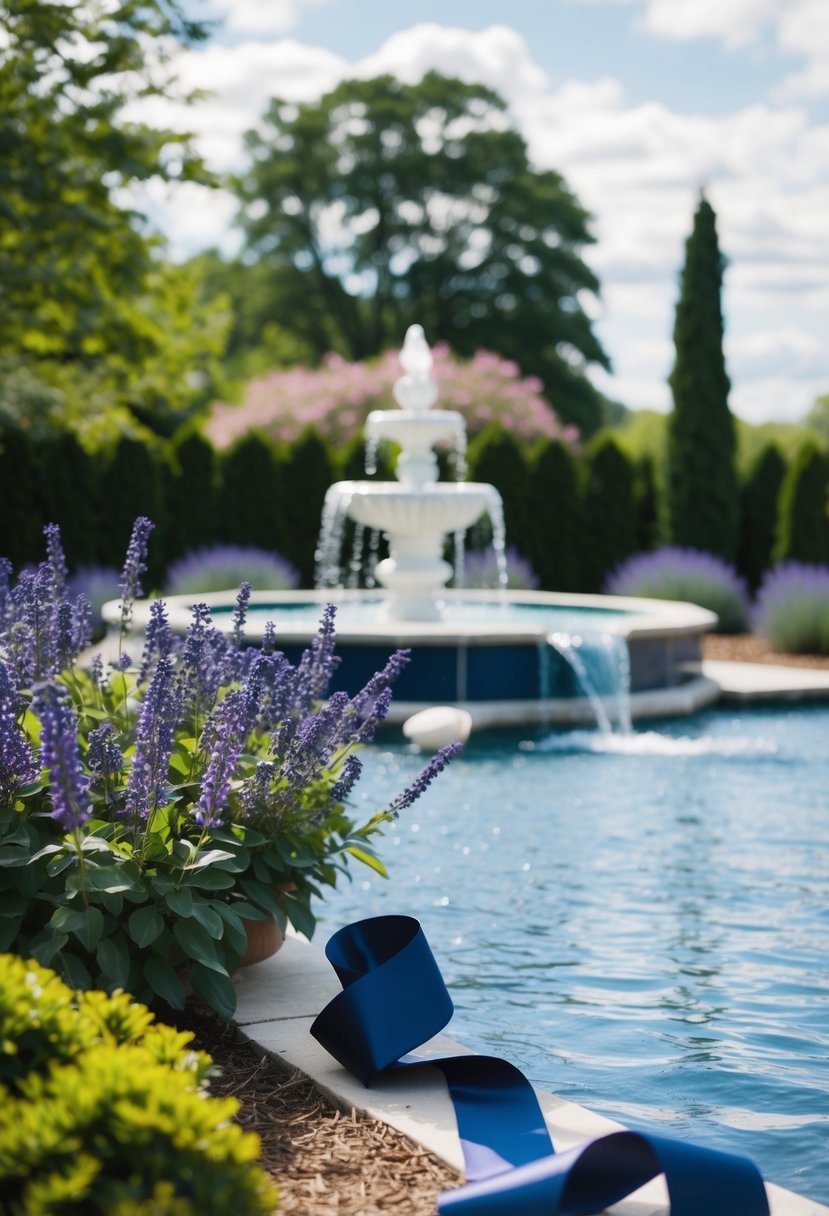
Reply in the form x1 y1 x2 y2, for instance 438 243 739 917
534 730 779 757
547 630 632 734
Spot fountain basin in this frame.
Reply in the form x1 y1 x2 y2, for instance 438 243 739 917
109 589 719 727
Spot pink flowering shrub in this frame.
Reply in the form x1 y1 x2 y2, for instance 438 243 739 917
204 346 578 451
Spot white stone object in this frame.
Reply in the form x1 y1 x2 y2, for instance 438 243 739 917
403 706 473 750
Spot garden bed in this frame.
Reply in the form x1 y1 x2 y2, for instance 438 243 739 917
703 633 829 670
181 1007 459 1215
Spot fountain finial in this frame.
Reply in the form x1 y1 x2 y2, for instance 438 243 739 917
394 325 439 412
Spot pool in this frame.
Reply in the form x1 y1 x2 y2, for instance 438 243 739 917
318 705 829 1204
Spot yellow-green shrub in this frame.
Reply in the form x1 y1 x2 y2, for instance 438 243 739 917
0 954 278 1215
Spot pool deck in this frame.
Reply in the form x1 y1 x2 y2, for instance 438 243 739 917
234 933 829 1216
701 658 829 703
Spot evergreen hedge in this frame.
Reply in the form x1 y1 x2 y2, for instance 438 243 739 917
774 443 829 567
526 438 581 591
580 436 638 593
738 443 786 591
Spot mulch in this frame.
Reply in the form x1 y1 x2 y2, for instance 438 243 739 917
180 1006 460 1215
702 632 829 670
180 635 829 1212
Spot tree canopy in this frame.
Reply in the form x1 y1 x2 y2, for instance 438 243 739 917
0 0 220 440
235 71 611 433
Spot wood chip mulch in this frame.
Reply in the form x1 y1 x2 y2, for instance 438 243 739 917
702 632 829 670
178 1006 461 1216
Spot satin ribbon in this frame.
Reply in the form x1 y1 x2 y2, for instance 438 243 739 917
311 914 770 1215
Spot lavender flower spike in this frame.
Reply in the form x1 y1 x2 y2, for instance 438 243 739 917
118 516 155 636
0 660 38 805
32 681 90 830
193 689 249 828
385 742 463 819
123 655 180 822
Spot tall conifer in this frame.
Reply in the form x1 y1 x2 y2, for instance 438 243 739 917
666 195 739 560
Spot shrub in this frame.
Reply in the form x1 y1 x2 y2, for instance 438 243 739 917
461 545 540 591
216 433 285 552
467 423 531 552
0 953 277 1214
280 429 337 585
752 562 829 654
526 438 581 592
738 443 786 591
606 546 749 633
0 520 459 1017
580 437 638 593
204 344 578 450
165 432 219 563
774 442 829 567
165 544 301 594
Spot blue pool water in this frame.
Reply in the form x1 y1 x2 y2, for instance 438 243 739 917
318 706 829 1204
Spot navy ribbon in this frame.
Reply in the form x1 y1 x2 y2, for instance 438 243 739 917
311 915 770 1215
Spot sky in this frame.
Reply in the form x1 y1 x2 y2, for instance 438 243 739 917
145 0 829 426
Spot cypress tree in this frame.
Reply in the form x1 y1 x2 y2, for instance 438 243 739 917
217 434 285 554
526 438 581 591
35 433 100 568
97 438 166 585
580 436 638 593
738 443 786 591
774 443 829 566
666 194 739 561
634 455 662 552
467 423 531 555
281 429 337 586
0 427 42 567
166 433 219 562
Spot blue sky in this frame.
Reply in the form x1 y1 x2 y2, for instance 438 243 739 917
147 0 829 425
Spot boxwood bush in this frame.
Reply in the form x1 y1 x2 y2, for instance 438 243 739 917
605 545 750 633
752 562 829 655
0 953 278 1214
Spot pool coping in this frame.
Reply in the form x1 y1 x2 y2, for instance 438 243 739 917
233 934 829 1216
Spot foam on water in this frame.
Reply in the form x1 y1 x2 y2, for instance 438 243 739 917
533 730 779 757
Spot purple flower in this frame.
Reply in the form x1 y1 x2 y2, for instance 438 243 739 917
384 742 463 818
123 656 180 822
752 562 829 654
232 581 252 647
118 516 155 635
43 523 68 595
462 545 539 591
32 681 90 830
193 689 249 828
86 721 124 809
605 546 749 634
293 604 341 708
330 754 363 802
0 660 38 804
0 557 12 631
138 599 177 686
165 545 300 595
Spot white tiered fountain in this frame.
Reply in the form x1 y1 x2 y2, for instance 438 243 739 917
316 325 503 621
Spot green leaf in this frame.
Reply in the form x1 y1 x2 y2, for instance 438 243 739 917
71 864 136 894
28 842 66 862
239 877 281 916
214 904 247 958
128 905 165 948
27 926 70 965
145 957 187 1010
96 934 130 989
165 887 194 917
345 844 389 878
189 900 224 939
188 961 237 1019
59 952 92 990
185 867 235 890
0 916 22 951
46 852 77 877
283 893 316 940
172 918 226 973
185 847 237 871
58 905 105 952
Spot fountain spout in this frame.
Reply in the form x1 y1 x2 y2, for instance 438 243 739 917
316 326 503 621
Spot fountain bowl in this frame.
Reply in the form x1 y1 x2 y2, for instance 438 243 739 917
337 480 498 537
107 588 720 729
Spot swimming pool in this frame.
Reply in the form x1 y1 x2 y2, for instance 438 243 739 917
318 705 829 1204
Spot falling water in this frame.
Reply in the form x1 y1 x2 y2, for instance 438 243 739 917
364 435 380 477
314 486 352 588
346 524 366 589
486 490 510 592
546 630 632 734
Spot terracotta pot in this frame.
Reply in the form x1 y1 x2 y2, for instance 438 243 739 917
239 917 285 967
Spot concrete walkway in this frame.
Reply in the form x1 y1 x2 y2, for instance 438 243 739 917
702 658 829 702
234 935 829 1216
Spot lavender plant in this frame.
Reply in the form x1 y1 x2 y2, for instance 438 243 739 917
605 546 749 633
165 544 301 595
0 520 460 1018
752 562 829 654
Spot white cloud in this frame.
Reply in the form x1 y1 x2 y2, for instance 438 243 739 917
138 19 829 424
206 0 334 37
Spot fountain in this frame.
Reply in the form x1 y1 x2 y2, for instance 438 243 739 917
107 327 722 727
315 325 503 622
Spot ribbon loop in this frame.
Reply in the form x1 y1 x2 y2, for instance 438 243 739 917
311 916 770 1215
